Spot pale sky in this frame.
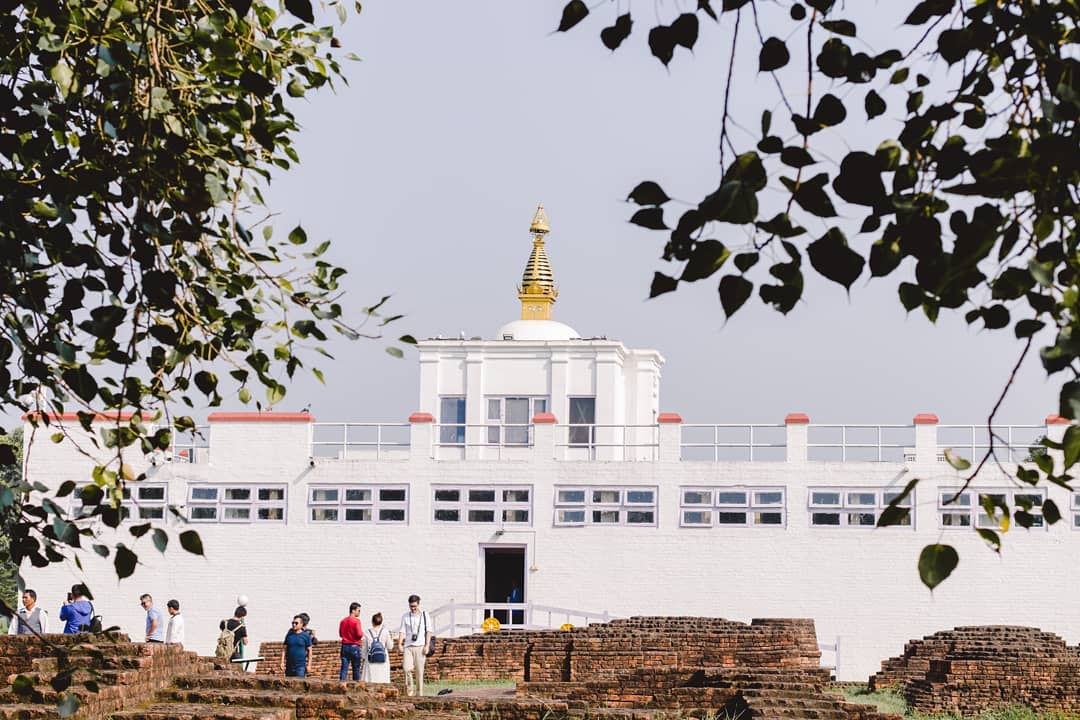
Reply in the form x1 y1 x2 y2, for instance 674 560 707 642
232 2 1057 425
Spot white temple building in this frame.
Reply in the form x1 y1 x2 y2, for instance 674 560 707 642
19 206 1080 680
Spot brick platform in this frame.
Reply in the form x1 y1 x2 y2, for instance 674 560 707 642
869 625 1080 715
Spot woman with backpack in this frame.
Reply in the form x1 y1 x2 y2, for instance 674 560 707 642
361 612 394 683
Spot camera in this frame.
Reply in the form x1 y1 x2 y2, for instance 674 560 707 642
411 633 418 642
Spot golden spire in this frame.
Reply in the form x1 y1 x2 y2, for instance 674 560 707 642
518 204 558 320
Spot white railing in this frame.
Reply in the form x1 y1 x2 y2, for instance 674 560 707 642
937 424 1045 464
553 424 660 461
806 424 913 462
680 424 787 461
429 600 618 636
432 423 537 460
311 422 410 459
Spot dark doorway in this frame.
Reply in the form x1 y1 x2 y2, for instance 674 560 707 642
484 546 525 626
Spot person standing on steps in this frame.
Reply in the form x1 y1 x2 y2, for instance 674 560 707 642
59 584 93 634
281 614 312 678
141 594 164 643
165 599 185 645
338 602 364 681
8 589 48 635
361 612 394 684
397 594 432 697
218 606 248 662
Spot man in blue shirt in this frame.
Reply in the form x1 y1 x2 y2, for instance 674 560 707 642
140 594 165 643
59 584 93 634
281 614 312 677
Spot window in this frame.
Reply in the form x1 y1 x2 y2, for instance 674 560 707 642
433 485 532 525
568 397 596 446
809 487 913 528
188 484 286 523
309 485 408 523
439 396 466 445
680 487 785 527
486 397 547 445
554 486 657 526
1073 493 1080 529
939 487 1046 529
71 483 168 521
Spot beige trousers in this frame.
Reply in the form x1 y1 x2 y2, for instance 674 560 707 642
402 644 426 696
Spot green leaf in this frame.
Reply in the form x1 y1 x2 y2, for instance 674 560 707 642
876 505 910 527
1043 499 1062 525
813 94 847 127
807 228 864 290
284 0 314 22
179 530 204 556
601 14 633 51
833 151 887 208
976 528 1001 552
699 182 758 224
50 62 76 98
759 37 790 71
556 0 588 32
1062 425 1080 469
718 275 753 318
820 19 856 36
12 675 34 696
865 90 886 119
780 146 815 168
649 272 679 298
385 346 404 359
943 448 971 470
630 207 668 230
627 181 670 206
681 240 730 282
152 529 168 554
670 13 699 50
288 225 308 245
756 213 806 238
918 544 959 590
266 382 286 405
114 544 138 579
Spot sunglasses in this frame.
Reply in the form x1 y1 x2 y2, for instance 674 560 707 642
291 621 302 626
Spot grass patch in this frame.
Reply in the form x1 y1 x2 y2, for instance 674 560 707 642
828 684 908 716
828 687 1080 720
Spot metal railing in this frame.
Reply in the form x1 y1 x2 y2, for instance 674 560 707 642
553 424 660 461
806 424 913 462
429 600 618 636
680 424 787 461
311 422 410 459
432 423 537 460
937 424 1045 464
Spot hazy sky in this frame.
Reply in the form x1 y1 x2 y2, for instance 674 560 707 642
251 1 1057 426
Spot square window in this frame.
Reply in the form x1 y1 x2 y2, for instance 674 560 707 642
941 512 970 527
190 506 217 520
138 507 165 520
811 491 841 506
626 490 655 504
716 511 747 525
380 489 406 503
558 490 585 504
259 488 285 501
312 488 338 503
683 510 712 525
627 510 654 524
754 511 784 525
683 491 711 505
138 487 166 501
345 488 372 503
847 493 876 506
223 507 251 521
258 507 284 521
224 488 251 501
468 509 496 523
847 512 876 526
469 490 496 503
191 487 217 501
503 509 529 523
434 509 460 522
345 508 372 522
312 507 338 522
503 489 530 503
592 490 620 504
434 489 460 503
754 491 783 505
379 508 406 522
811 512 841 526
558 509 585 524
592 510 620 523
941 491 970 507
716 491 747 505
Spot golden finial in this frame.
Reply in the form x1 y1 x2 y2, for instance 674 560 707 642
518 204 557 321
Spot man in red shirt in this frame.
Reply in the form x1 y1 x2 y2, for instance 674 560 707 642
338 602 364 681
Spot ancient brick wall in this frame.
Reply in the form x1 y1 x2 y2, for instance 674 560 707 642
870 626 1080 716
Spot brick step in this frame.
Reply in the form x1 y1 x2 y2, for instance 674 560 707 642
111 703 295 720
160 687 358 711
0 704 59 720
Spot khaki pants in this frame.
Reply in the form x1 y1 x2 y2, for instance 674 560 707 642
402 644 426 696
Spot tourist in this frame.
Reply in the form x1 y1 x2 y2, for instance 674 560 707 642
165 599 184 645
298 612 319 645
219 606 248 661
338 602 364 681
59 584 93 634
7 589 48 635
397 594 432 696
281 614 312 678
361 612 393 684
141 594 165 643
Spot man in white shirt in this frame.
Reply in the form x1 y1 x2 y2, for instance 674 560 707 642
165 599 185 645
7 589 48 635
396 594 431 696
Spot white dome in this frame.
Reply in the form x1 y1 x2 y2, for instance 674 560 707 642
496 319 581 341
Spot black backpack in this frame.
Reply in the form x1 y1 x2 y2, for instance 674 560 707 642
367 629 387 664
83 603 103 633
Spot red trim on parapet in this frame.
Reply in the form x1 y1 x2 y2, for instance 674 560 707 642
22 411 136 422
532 413 557 424
1046 415 1071 425
208 412 315 423
408 412 434 423
784 413 810 424
913 413 939 424
657 413 683 424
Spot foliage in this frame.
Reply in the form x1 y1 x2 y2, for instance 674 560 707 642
829 684 908 716
555 0 1078 588
0 0 410 668
0 429 21 618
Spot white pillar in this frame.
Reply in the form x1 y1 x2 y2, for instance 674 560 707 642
409 412 434 460
785 413 809 462
657 413 682 462
913 413 939 465
532 413 556 461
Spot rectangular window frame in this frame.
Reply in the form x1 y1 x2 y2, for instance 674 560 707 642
553 485 658 527
432 485 533 526
939 487 1046 531
188 484 287 524
308 484 409 524
808 487 914 529
71 482 169 522
679 486 786 528
438 396 466 446
484 397 548 446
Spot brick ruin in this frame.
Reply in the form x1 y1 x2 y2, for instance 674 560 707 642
7 620 1080 720
869 625 1080 716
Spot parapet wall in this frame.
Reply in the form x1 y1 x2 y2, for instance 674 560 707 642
870 626 1080 716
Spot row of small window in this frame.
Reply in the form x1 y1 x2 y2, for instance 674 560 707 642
438 396 596 446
